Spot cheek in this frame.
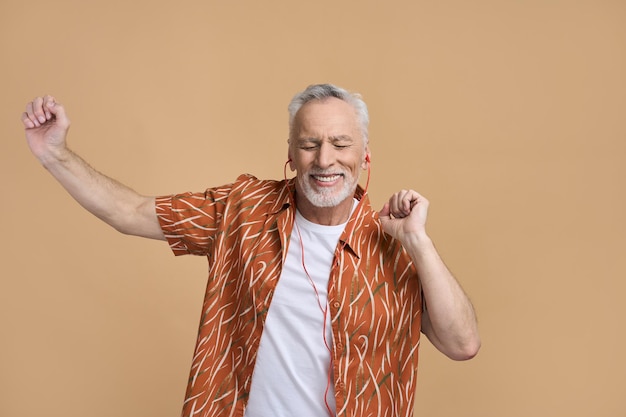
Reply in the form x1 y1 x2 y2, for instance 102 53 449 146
293 152 315 169
348 153 366 171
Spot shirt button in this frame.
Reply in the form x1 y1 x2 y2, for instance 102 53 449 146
332 301 341 309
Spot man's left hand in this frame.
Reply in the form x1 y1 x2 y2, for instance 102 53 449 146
379 189 430 245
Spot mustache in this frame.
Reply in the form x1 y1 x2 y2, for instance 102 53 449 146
306 168 347 176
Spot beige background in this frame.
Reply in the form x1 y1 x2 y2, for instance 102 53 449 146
1 1 625 416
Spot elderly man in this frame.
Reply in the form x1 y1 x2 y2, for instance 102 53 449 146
22 84 480 417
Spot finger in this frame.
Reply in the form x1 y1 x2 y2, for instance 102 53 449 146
394 190 411 217
389 190 406 218
21 111 36 128
389 190 424 218
45 100 69 129
32 96 46 124
379 202 391 219
401 190 413 215
388 193 400 217
43 95 56 120
409 192 430 220
24 100 40 127
403 191 419 214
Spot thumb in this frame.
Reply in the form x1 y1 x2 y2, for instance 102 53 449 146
46 99 70 129
379 202 391 219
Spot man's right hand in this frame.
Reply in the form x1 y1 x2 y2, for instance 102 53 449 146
20 95 165 241
22 95 70 163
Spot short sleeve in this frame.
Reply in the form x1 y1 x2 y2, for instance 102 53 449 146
155 185 232 256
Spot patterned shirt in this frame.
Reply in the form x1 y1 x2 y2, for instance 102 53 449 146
155 174 423 417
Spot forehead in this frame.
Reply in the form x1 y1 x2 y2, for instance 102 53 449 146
293 97 361 138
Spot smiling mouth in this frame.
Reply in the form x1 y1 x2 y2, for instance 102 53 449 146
311 174 343 183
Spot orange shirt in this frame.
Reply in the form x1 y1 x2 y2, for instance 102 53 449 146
156 174 422 417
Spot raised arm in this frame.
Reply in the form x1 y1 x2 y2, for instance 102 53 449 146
379 189 480 360
22 95 165 240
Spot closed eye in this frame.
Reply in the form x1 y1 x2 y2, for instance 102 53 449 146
330 135 354 149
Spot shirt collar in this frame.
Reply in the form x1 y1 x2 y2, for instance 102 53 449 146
275 179 375 259
339 185 375 259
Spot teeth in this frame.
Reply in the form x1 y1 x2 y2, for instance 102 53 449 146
313 175 341 182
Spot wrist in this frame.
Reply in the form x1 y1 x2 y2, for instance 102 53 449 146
39 146 72 168
402 230 433 252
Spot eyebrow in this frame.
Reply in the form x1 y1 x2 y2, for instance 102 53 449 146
296 135 354 143
329 135 353 142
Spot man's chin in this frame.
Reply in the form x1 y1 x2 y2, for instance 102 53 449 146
297 175 357 208
305 188 355 208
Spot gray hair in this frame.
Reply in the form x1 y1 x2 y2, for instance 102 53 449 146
288 83 369 141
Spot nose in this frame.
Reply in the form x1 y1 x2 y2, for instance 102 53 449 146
315 142 334 169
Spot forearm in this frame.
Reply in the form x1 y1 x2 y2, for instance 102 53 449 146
40 147 163 240
405 233 480 360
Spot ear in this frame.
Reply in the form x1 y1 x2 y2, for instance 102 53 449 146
287 153 295 171
361 146 371 170
287 139 296 171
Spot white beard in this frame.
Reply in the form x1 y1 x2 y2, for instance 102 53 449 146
297 169 359 207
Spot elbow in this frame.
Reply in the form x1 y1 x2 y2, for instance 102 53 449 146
422 311 481 361
449 336 481 361
104 213 135 236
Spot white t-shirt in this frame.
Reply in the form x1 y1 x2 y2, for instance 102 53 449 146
244 209 350 417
